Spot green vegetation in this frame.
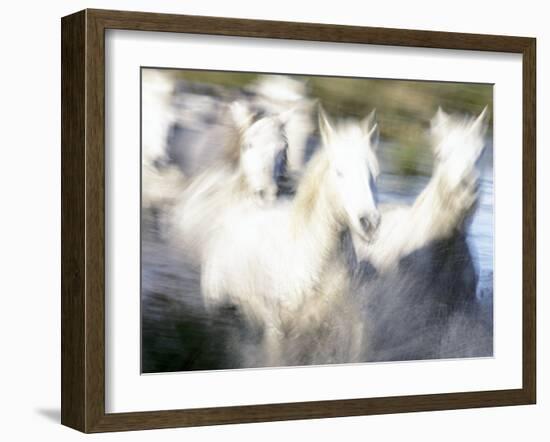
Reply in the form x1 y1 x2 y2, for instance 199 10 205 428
155 68 493 176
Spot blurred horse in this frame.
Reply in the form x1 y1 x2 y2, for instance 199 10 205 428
167 75 315 191
358 107 488 271
246 75 317 182
167 80 233 178
354 107 491 362
167 101 290 263
142 72 491 369
141 70 186 211
201 108 381 366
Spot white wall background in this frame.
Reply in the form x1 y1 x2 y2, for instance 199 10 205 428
0 0 546 440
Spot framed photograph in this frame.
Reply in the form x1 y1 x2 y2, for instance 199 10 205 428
61 9 536 433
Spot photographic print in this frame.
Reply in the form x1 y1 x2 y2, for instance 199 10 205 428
140 68 494 373
61 10 535 431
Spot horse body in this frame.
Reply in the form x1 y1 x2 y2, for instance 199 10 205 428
354 107 490 362
201 162 338 325
201 110 380 364
167 102 290 262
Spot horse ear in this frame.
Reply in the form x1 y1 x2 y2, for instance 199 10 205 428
431 107 450 132
367 123 380 151
470 106 489 159
318 105 334 145
277 107 294 126
361 109 376 134
278 102 300 126
279 98 317 126
229 101 254 132
430 107 450 154
472 106 489 137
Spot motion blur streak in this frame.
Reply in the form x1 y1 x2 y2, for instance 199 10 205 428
141 69 493 372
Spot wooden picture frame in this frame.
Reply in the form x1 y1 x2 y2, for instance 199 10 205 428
61 8 536 433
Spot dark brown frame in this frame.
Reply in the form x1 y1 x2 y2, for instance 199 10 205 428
61 8 536 433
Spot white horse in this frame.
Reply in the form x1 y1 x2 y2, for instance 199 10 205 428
358 107 488 271
201 108 380 365
141 70 186 210
247 75 317 179
142 69 176 167
168 82 240 179
167 101 290 263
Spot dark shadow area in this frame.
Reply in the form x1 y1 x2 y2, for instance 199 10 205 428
361 231 493 362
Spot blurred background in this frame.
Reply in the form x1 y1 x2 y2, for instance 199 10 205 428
164 69 493 175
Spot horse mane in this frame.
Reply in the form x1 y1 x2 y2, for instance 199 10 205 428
292 148 331 225
220 117 244 166
219 108 287 168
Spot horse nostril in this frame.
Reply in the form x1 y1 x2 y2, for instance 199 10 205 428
359 214 381 236
359 216 370 234
256 189 265 199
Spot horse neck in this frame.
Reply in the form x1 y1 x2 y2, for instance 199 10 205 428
291 150 344 257
410 163 460 238
424 160 460 199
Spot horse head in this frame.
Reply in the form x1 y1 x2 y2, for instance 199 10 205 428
230 101 289 203
319 107 381 243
